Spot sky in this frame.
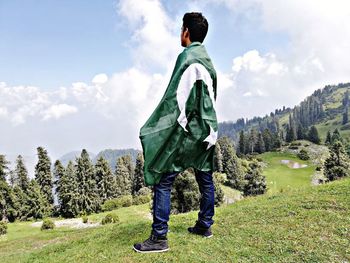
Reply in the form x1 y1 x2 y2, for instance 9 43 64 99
1 0 350 171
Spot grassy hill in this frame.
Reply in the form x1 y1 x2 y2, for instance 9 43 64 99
259 140 330 193
1 175 349 262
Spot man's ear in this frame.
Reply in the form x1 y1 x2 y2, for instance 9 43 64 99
184 28 190 39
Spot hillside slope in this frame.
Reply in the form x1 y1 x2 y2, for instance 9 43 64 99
219 83 350 144
1 178 349 262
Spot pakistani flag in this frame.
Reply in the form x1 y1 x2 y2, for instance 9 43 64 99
139 41 218 186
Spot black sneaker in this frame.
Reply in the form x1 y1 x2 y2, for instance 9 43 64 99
133 232 169 253
188 222 213 238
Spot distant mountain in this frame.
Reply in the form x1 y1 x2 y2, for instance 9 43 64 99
94 148 140 170
57 148 140 171
58 150 97 167
219 82 350 144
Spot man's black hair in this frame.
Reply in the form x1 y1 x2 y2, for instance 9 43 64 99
182 12 208 43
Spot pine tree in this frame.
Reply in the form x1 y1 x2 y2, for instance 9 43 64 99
54 160 75 217
0 154 10 182
122 155 134 183
262 129 272 152
238 130 245 155
296 124 306 140
308 125 321 144
342 89 349 107
324 141 350 181
8 170 16 187
34 147 54 206
242 159 267 196
14 155 29 191
11 186 29 221
213 143 223 173
132 152 145 195
286 124 296 143
255 133 265 153
0 155 14 221
342 107 349 124
331 128 342 144
95 156 117 202
217 137 245 191
171 170 200 214
325 130 332 145
24 180 50 219
64 161 80 217
11 157 49 220
115 156 132 196
248 129 258 153
288 114 297 141
0 179 14 221
75 149 100 215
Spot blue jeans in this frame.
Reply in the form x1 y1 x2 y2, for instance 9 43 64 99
152 169 215 236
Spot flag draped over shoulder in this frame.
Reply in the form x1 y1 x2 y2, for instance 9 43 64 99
139 42 218 186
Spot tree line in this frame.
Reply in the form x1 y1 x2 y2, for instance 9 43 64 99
1 137 268 222
0 148 147 221
219 84 350 150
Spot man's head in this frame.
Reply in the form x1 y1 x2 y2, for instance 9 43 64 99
181 12 208 47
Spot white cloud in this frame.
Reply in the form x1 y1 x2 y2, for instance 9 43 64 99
0 106 8 118
42 104 78 121
92 73 108 85
201 0 350 121
117 0 180 71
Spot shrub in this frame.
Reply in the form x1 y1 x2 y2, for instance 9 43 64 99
171 170 200 214
243 159 267 196
101 213 119 225
137 187 152 196
213 174 224 206
0 221 7 235
132 195 151 205
101 195 133 211
41 218 55 231
297 149 310 160
213 172 227 184
82 215 88 224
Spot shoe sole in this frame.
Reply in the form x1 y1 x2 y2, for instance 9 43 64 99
188 231 213 238
133 246 169 253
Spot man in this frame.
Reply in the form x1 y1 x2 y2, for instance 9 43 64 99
134 12 218 253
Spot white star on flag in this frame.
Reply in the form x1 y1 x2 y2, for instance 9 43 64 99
203 125 218 150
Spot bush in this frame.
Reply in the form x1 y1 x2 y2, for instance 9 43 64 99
213 172 227 184
101 195 133 211
82 215 88 224
137 187 152 196
0 221 7 235
213 174 224 207
101 213 119 225
41 218 55 231
132 195 151 205
297 149 310 160
291 142 302 146
171 170 200 214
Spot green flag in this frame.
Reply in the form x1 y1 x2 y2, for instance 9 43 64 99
139 42 218 186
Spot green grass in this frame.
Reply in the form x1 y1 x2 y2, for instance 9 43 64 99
259 151 316 194
1 177 350 262
315 115 350 143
